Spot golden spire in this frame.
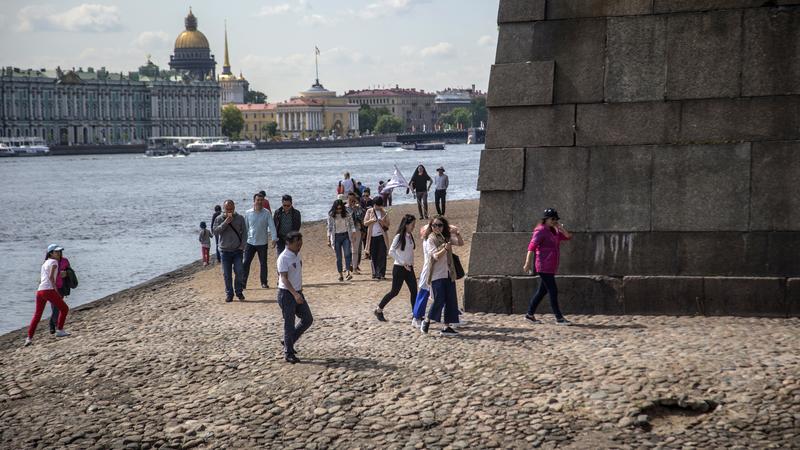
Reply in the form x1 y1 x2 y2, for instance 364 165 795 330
222 20 231 73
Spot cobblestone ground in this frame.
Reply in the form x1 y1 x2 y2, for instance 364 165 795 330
1 201 798 449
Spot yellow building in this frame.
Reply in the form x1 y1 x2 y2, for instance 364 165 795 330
274 79 360 139
236 104 277 141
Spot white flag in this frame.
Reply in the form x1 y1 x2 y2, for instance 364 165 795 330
384 165 409 191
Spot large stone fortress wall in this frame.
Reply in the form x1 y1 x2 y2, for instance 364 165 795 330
465 0 800 317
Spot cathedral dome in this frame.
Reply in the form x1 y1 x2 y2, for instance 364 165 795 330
174 9 210 49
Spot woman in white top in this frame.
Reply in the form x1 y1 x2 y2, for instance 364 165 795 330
363 196 390 279
420 216 464 336
25 244 71 346
326 199 356 282
374 214 418 322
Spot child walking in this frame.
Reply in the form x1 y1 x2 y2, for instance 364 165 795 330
199 221 212 266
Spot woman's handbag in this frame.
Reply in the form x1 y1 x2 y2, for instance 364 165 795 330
452 254 465 280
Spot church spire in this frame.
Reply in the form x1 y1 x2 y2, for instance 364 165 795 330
222 20 232 75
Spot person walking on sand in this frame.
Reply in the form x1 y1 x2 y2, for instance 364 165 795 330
433 166 449 216
364 196 390 279
211 205 223 263
274 195 302 256
374 214 418 322
409 164 433 219
213 200 247 302
48 246 73 335
522 208 573 325
347 192 366 274
326 199 355 282
25 244 70 346
243 192 278 289
277 231 313 364
258 190 272 212
199 221 212 266
341 172 355 195
412 219 435 328
420 217 464 336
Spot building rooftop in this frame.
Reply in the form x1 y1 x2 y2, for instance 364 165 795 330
236 103 277 111
344 86 434 97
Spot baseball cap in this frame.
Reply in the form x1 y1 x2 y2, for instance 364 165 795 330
47 244 64 253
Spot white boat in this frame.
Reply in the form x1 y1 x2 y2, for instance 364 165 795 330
229 140 256 150
0 137 50 156
0 142 15 156
146 137 191 157
401 142 445 151
186 140 212 151
209 140 231 151
382 141 402 148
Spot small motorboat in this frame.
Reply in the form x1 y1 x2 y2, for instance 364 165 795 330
401 142 445 151
382 141 402 148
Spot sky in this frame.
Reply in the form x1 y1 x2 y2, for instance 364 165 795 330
0 0 500 102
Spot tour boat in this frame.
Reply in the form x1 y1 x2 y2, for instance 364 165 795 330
0 138 50 156
146 137 191 157
382 141 402 148
401 142 445 151
229 140 256 150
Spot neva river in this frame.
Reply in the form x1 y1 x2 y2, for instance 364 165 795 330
0 144 483 334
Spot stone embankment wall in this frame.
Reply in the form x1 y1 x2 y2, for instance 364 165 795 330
466 0 800 317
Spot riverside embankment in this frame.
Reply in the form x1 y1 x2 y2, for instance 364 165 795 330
1 200 798 449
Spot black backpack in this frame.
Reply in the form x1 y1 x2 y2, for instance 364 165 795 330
66 267 78 289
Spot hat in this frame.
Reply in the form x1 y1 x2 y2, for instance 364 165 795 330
436 166 445 172
47 244 64 253
542 208 560 220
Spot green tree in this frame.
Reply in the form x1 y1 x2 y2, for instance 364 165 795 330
262 121 278 139
469 97 487 128
244 90 267 104
221 104 244 138
358 105 392 133
375 114 404 134
438 107 473 130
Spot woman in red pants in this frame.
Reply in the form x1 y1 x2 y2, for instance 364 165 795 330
25 244 70 346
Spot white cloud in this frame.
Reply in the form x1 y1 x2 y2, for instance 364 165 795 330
301 14 335 26
17 4 123 32
356 0 431 20
259 4 292 16
477 35 496 47
132 31 169 49
420 42 455 58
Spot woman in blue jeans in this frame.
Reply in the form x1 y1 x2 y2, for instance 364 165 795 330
522 208 573 325
419 216 464 336
326 199 356 282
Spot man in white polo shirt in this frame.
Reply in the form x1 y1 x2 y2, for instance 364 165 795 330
277 231 313 364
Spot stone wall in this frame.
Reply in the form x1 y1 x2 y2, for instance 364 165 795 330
467 0 800 317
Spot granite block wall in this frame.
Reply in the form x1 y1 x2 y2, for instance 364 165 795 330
466 1 800 317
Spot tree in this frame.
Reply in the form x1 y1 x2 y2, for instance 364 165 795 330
375 114 404 134
438 107 472 130
358 105 392 133
262 121 278 140
244 90 267 104
221 104 244 138
469 97 487 128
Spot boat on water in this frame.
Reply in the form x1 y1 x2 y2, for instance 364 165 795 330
229 140 256 150
401 142 445 151
382 141 402 148
146 137 191 157
0 137 50 156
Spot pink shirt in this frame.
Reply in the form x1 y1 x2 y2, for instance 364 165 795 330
528 225 570 274
56 257 70 289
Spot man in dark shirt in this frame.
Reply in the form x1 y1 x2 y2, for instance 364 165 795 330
409 164 433 219
273 194 302 255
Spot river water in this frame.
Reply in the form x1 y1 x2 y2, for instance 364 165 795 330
0 144 483 334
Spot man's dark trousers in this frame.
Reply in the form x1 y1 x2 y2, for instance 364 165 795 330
220 250 244 298
435 189 447 215
242 243 268 288
277 289 313 356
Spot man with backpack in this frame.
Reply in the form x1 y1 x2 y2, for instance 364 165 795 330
213 199 247 302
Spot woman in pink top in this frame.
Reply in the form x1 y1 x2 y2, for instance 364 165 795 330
522 209 573 325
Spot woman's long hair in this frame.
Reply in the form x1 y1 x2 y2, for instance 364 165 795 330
395 214 416 251
416 164 428 177
426 215 451 241
328 199 347 218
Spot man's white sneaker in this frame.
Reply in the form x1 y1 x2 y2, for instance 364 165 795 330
55 330 71 337
24 337 32 347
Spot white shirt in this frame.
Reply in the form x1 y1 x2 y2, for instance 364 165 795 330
418 239 433 290
371 209 385 236
428 235 458 282
342 178 354 194
434 174 449 191
389 233 415 266
333 216 349 234
38 259 58 291
277 249 303 291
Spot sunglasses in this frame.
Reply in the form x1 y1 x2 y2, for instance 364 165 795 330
432 223 444 228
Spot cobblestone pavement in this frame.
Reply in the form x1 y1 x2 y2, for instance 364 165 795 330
1 202 798 449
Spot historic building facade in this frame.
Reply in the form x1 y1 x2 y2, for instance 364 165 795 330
236 103 277 141
435 85 486 115
0 61 220 145
218 24 249 104
344 86 436 132
274 80 359 139
169 9 217 81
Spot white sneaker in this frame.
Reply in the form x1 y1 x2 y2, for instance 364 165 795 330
55 329 71 337
411 318 420 328
24 337 32 346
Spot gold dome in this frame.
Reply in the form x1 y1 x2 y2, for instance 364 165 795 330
174 8 209 49
175 30 210 49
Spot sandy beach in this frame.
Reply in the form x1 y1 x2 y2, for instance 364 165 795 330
1 199 799 449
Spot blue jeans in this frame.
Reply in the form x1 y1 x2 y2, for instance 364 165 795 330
527 273 564 319
428 277 459 324
220 249 244 298
278 289 313 356
334 232 352 273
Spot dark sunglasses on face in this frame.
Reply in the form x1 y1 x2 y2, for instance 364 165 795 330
432 223 444 228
